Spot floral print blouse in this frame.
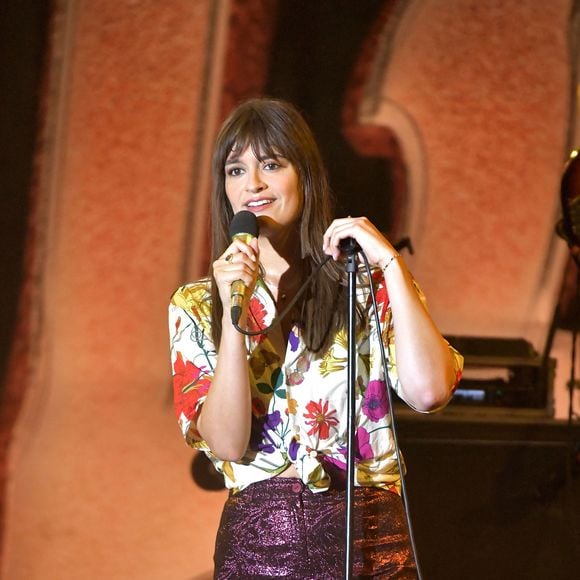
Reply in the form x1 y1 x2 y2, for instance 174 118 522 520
169 269 463 494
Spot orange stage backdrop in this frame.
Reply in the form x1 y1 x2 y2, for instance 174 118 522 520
1 0 577 578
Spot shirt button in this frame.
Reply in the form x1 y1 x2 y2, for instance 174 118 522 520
291 481 302 493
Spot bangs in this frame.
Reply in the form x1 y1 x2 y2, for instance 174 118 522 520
229 134 283 162
218 107 298 167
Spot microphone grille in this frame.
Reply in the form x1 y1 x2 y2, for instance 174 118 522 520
229 210 259 239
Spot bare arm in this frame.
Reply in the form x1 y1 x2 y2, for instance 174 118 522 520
323 217 458 412
196 237 260 460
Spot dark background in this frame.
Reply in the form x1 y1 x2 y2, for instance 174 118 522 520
266 0 394 233
0 1 50 384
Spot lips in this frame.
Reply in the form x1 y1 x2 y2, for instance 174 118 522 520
246 198 274 210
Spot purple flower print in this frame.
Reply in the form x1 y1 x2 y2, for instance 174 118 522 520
362 380 389 422
288 438 300 461
289 329 300 352
258 410 282 454
326 429 373 465
356 427 374 460
324 455 346 471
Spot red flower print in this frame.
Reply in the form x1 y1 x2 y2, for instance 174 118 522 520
248 297 267 342
304 399 339 440
252 397 266 417
372 271 389 323
172 351 211 420
451 368 463 395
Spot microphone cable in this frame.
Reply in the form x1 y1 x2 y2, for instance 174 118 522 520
358 249 423 580
232 255 333 336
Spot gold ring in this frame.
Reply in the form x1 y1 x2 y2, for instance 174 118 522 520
225 254 233 262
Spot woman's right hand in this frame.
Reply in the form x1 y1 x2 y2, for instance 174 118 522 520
200 236 259 460
213 237 260 316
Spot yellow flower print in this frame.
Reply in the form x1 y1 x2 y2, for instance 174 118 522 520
286 398 298 415
172 285 212 334
320 346 347 377
222 461 236 483
249 349 280 380
360 353 370 374
335 329 348 350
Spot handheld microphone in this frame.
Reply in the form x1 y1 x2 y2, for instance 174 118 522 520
228 211 259 326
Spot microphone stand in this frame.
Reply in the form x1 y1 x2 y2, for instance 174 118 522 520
232 240 361 577
342 239 360 580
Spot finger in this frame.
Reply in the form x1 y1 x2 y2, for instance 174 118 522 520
221 255 259 279
324 220 360 258
323 217 363 246
213 258 259 297
325 217 389 263
323 221 344 255
221 238 258 263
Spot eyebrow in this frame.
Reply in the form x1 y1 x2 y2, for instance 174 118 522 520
225 151 287 167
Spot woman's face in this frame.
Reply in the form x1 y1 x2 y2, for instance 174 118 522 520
224 146 303 232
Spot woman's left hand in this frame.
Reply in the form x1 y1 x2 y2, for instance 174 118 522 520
323 216 398 269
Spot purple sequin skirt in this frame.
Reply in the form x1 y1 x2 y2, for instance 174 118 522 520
214 477 418 579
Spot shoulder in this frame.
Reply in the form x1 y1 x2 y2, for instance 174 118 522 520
170 278 212 313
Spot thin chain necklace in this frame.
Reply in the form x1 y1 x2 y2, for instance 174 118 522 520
259 260 307 303
263 278 287 301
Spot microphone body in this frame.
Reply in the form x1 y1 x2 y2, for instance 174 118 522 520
228 211 259 325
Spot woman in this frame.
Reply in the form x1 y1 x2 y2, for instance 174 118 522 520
169 98 463 578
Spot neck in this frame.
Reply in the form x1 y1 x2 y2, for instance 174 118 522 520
258 233 302 283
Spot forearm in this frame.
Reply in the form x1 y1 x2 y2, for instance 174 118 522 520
384 258 457 412
197 317 252 460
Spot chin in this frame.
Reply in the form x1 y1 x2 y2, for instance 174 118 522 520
256 215 279 231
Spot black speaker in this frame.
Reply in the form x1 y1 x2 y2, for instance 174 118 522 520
398 419 580 580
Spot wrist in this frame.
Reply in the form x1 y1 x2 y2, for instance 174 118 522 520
379 253 401 273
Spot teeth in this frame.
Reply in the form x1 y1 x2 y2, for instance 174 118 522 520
247 199 272 207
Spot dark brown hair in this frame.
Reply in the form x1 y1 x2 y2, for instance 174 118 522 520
209 97 346 353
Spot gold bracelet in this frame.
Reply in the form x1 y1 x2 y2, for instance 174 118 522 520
381 253 401 272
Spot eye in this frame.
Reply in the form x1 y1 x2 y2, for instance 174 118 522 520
263 160 281 171
226 166 244 177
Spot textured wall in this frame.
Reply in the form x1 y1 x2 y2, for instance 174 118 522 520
362 0 576 419
3 1 225 578
365 0 572 349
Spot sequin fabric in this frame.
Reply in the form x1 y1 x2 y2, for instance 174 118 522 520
214 477 418 579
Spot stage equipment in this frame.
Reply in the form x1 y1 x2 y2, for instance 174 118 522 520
556 149 580 424
354 245 423 580
557 149 580 258
342 237 358 579
436 150 579 417
443 336 555 413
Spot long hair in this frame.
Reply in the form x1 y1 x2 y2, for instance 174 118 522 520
209 97 346 353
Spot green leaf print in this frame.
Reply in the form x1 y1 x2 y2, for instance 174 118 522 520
256 368 286 398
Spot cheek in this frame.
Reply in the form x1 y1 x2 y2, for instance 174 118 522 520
224 184 239 210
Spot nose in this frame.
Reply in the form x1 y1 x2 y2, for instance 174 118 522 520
245 167 266 193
